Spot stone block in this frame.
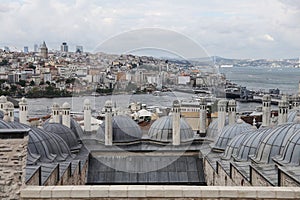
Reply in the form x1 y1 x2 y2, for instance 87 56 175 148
70 186 90 198
145 185 164 197
275 187 297 199
163 186 183 197
40 186 54 198
219 186 238 198
20 186 42 198
201 186 220 198
256 187 276 199
128 185 146 197
90 185 109 197
108 185 127 197
51 186 73 198
235 186 256 199
182 186 201 197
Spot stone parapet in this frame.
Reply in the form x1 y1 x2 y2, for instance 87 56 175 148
21 185 300 199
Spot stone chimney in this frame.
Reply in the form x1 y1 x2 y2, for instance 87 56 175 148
292 95 300 109
52 103 60 123
105 100 113 146
84 99 91 132
199 98 207 137
218 99 227 133
0 95 7 112
228 99 237 125
4 101 14 122
0 128 30 199
278 95 289 125
172 100 181 146
262 94 271 127
19 97 28 125
61 102 71 128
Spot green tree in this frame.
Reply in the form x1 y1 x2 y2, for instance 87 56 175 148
30 80 35 86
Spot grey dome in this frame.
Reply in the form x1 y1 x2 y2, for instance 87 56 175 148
148 116 194 142
0 118 11 128
8 121 72 163
222 130 254 160
213 119 253 152
234 127 273 162
273 129 300 165
43 123 81 151
287 109 299 123
206 117 229 140
44 117 84 139
97 115 142 143
252 123 300 164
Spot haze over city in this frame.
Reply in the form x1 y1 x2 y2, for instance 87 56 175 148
0 0 300 59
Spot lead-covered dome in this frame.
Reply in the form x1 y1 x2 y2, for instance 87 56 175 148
148 116 194 142
43 122 81 151
97 115 142 142
206 117 229 140
287 109 299 123
252 123 300 164
213 119 253 152
273 129 300 166
234 127 273 162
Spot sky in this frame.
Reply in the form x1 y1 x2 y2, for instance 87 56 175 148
0 0 299 59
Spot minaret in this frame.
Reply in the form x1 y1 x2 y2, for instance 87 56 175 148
0 95 7 111
262 94 271 127
218 99 227 133
61 102 71 128
228 99 237 125
105 100 113 146
199 98 207 137
19 97 28 125
172 100 181 145
5 101 14 122
52 103 60 123
278 95 289 125
83 99 91 132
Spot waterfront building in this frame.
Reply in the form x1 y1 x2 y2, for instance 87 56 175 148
75 45 83 53
24 46 29 53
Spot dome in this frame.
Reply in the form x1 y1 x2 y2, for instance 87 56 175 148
43 122 81 151
19 97 27 105
84 99 90 105
62 102 71 109
222 130 253 160
8 121 72 163
273 129 300 165
287 109 299 123
52 103 60 109
213 119 253 152
97 115 142 143
252 123 300 164
206 117 229 140
0 95 7 103
5 101 14 109
148 116 194 142
234 127 273 162
0 119 11 128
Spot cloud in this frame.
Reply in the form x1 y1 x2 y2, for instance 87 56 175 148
0 0 299 58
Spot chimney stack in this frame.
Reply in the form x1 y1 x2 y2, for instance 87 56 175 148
105 100 113 146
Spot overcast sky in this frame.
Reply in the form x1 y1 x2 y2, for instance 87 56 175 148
0 0 299 59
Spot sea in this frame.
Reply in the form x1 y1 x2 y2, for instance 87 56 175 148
24 66 300 117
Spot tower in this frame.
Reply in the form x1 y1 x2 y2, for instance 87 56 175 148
52 103 60 123
262 94 271 127
199 98 207 137
5 101 14 122
61 102 71 128
172 100 181 146
19 97 28 125
278 96 289 125
84 99 91 132
61 42 68 52
40 41 48 59
292 95 300 109
218 99 227 133
228 99 237 125
0 95 7 112
105 100 113 146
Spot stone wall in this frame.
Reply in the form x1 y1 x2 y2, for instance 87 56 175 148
230 163 251 186
20 185 300 199
250 166 273 186
0 130 29 199
279 169 300 187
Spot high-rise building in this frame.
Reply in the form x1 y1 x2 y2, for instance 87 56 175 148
61 42 68 52
34 44 38 52
75 45 83 53
24 46 29 53
39 41 48 59
4 46 10 52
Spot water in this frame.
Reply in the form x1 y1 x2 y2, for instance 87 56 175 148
219 66 300 94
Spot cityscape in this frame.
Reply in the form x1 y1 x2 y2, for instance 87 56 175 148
0 0 300 199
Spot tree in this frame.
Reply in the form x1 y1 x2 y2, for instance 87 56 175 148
30 80 35 86
17 80 26 87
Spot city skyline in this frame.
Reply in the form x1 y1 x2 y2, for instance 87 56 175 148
0 0 300 59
